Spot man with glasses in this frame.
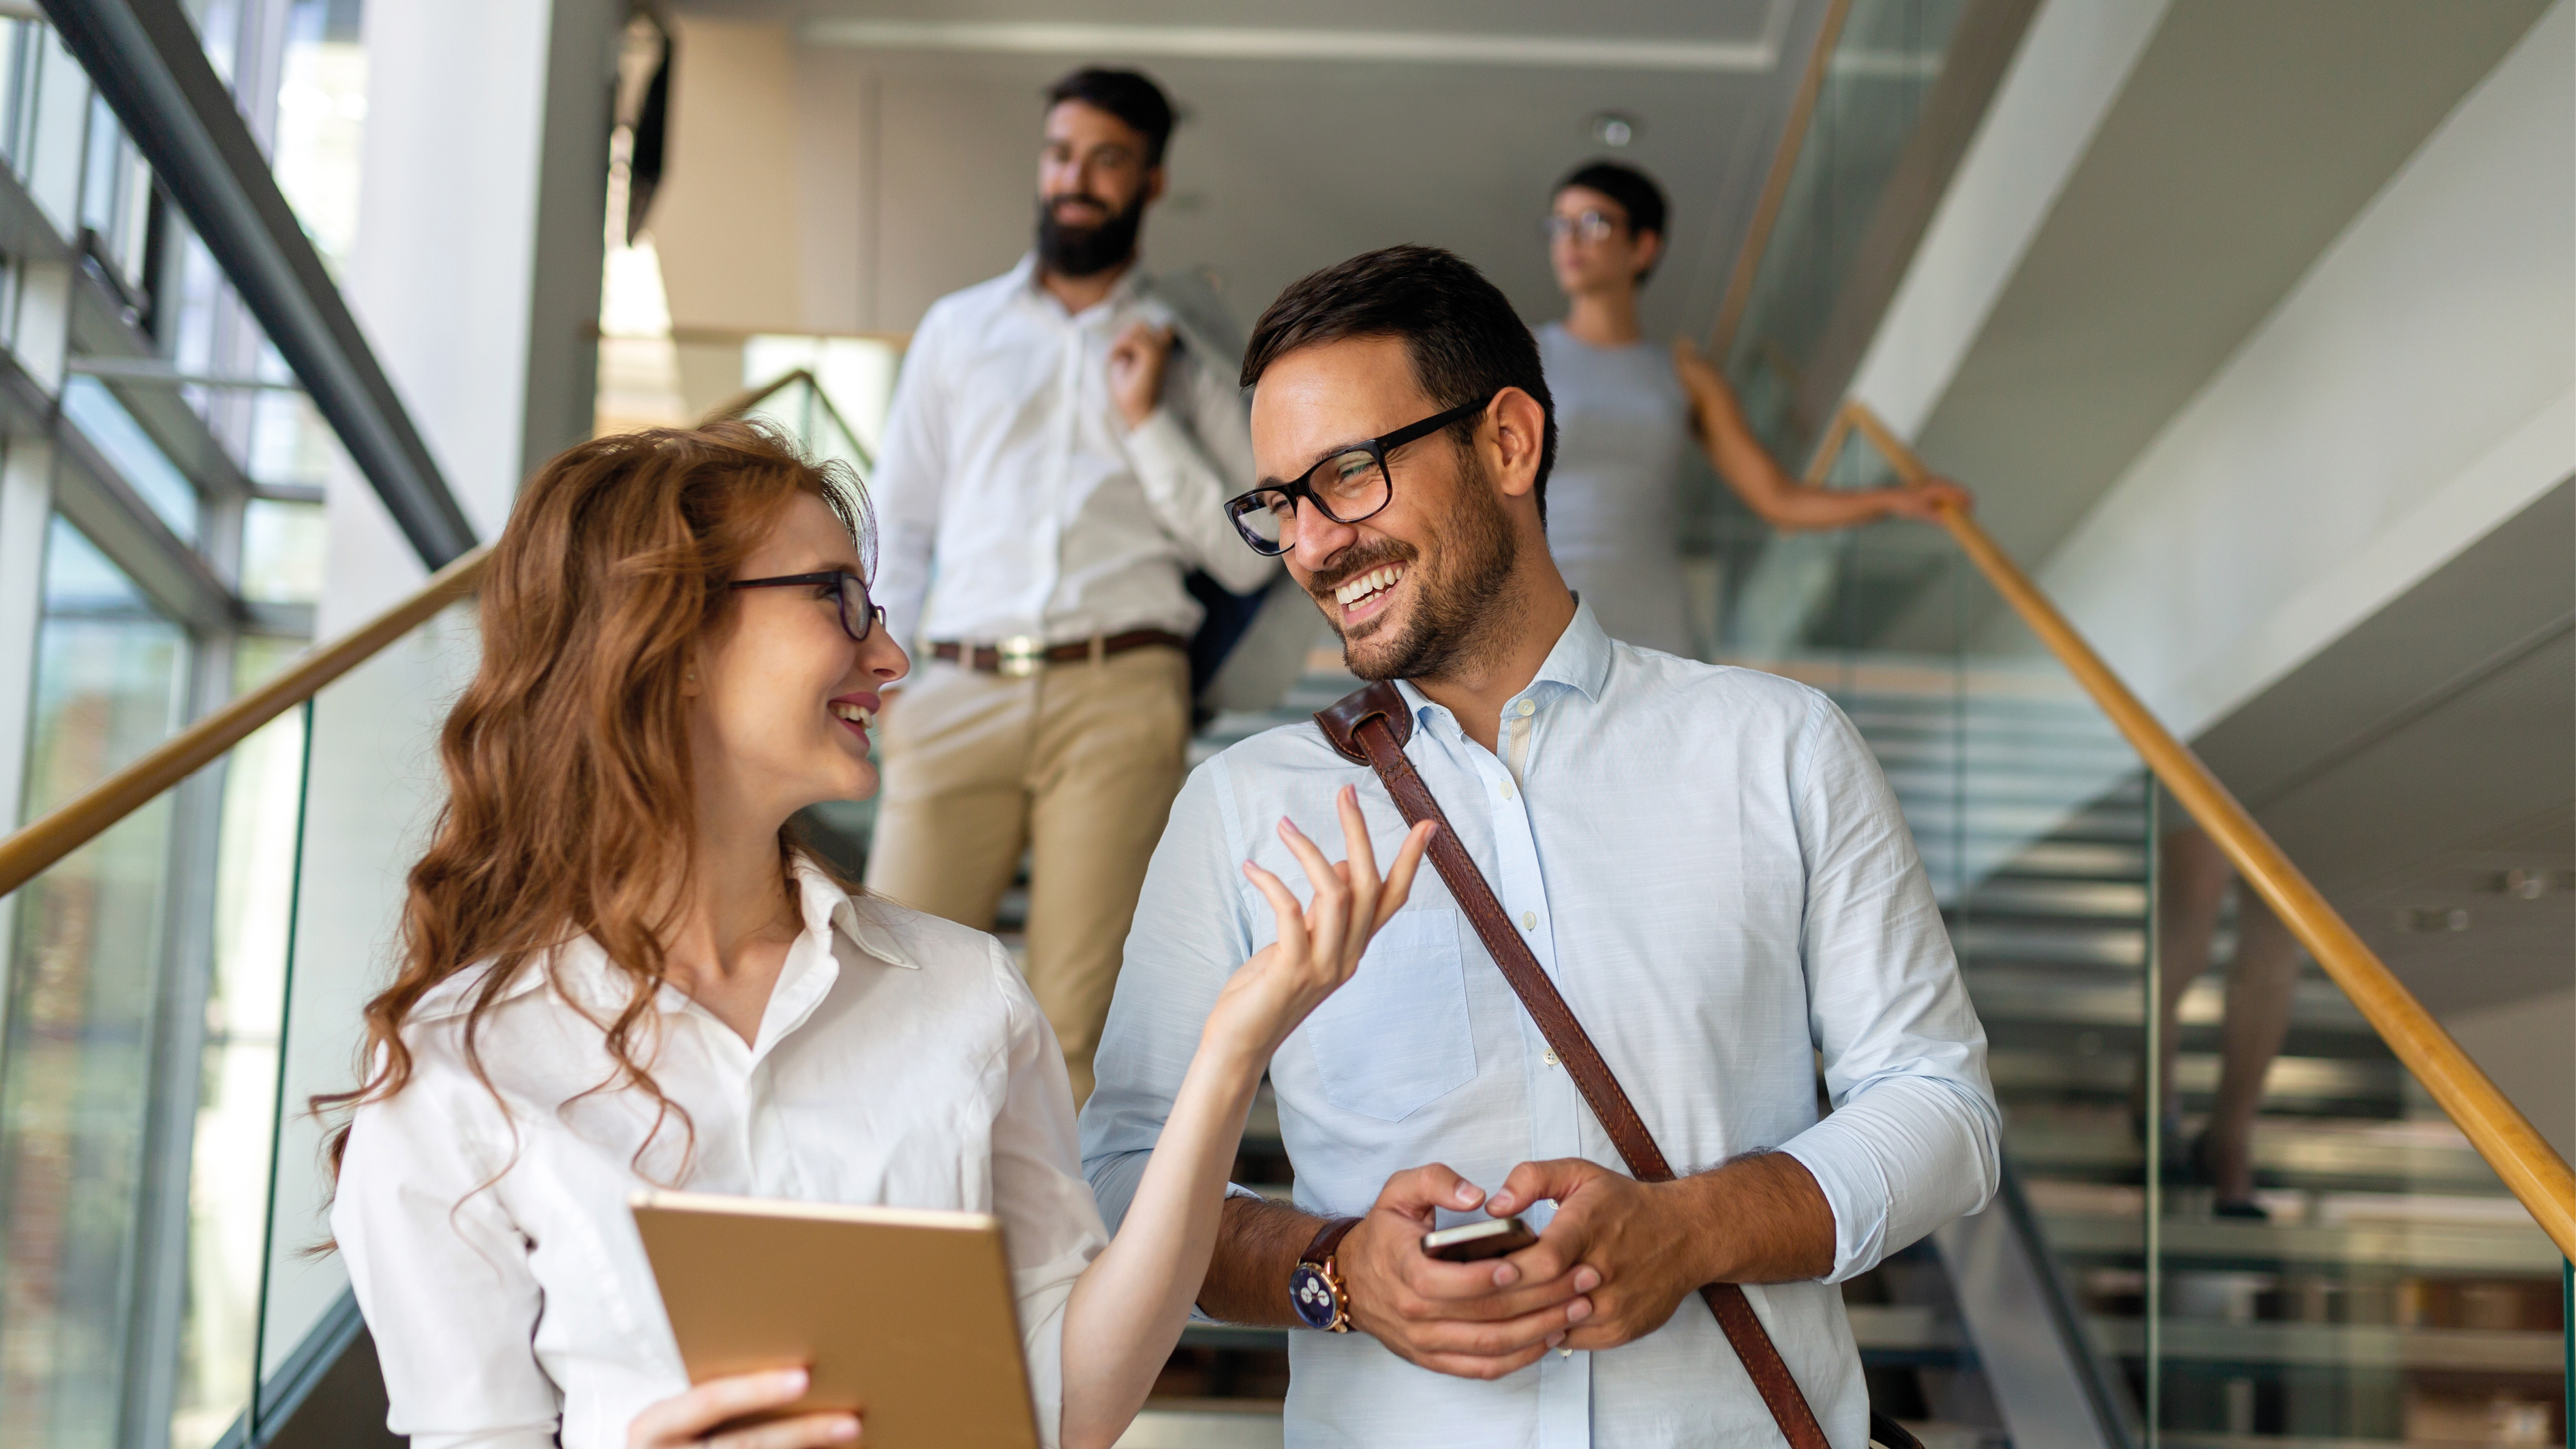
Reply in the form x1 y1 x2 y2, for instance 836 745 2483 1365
865 67 1274 1103
1082 247 1998 1445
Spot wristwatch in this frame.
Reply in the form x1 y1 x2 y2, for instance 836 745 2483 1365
1289 1216 1362 1332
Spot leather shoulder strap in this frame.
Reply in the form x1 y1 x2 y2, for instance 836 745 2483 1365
1314 681 1830 1449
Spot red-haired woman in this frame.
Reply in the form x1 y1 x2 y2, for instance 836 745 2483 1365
325 421 1430 1449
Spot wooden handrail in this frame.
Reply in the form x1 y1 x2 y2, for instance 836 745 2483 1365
1829 399 2576 1260
0 544 491 898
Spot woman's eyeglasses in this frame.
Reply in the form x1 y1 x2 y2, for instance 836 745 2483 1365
729 570 886 643
1542 210 1623 245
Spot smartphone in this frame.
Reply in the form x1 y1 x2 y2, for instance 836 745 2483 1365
1422 1217 1536 1262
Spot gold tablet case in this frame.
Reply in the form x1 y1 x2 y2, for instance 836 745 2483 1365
632 1189 1041 1449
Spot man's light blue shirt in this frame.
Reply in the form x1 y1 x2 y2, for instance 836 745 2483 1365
1080 604 1999 1448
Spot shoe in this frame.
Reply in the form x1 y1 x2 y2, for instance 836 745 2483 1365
2189 1132 2269 1220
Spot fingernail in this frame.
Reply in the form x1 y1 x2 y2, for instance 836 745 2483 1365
1574 1268 1601 1292
778 1368 810 1391
831 1418 860 1442
1567 1298 1592 1322
1489 1193 1513 1212
1492 1263 1519 1286
1545 1332 1565 1348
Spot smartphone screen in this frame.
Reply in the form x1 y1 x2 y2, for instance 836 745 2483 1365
1421 1217 1536 1262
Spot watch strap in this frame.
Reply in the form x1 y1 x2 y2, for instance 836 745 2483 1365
1300 1215 1362 1266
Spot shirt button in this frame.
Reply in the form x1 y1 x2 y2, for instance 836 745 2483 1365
1521 911 1537 930
1543 1049 1560 1067
1516 699 1535 717
1500 779 1514 799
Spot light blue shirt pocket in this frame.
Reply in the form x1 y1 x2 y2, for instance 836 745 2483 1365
1301 908 1476 1122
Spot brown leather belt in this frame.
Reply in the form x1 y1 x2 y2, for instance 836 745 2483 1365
929 629 1186 677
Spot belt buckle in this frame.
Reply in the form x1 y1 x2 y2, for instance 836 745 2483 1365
996 635 1045 677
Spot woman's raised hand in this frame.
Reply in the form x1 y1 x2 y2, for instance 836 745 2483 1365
628 1369 857 1449
1208 785 1437 1063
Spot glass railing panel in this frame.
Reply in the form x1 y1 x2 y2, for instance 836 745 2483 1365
254 597 479 1420
1722 0 1973 468
2143 867 2566 1445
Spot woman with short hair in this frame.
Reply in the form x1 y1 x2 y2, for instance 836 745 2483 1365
325 420 1430 1449
1539 160 1968 656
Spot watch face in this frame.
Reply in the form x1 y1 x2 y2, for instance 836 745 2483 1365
1290 1262 1342 1330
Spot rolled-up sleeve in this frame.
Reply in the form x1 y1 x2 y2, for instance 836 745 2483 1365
1079 757 1259 1232
985 939 1109 1449
333 1063 562 1449
1775 694 2001 1283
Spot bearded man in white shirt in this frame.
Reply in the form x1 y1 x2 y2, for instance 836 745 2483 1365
866 67 1274 1103
1080 246 2002 1447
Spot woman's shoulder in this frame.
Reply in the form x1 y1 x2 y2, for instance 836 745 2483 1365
830 891 1052 1046
835 891 1005 971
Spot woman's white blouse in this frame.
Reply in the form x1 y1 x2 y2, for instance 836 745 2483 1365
331 863 1107 1449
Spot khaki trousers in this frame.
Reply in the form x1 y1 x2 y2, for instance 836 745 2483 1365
863 645 1191 1103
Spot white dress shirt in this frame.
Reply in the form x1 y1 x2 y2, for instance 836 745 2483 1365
870 254 1276 650
1082 605 2000 1448
334 861 1106 1449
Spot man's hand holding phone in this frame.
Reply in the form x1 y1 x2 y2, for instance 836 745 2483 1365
1328 1165 1599 1381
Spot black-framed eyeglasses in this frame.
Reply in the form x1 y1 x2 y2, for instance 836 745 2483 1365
728 570 886 643
1542 210 1623 245
1223 395 1494 556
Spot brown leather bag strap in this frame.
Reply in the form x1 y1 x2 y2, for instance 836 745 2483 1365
1314 680 1834 1449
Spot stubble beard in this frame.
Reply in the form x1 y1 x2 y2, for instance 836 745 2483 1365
1324 451 1520 684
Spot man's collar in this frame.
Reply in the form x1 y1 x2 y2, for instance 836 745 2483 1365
1392 598 1613 727
1535 598 1614 702
1014 249 1151 316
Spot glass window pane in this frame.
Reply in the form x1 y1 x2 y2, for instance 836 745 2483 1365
0 517 188 1449
240 499 324 605
61 377 201 545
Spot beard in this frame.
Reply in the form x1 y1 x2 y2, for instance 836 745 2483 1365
1313 450 1520 683
1035 189 1146 278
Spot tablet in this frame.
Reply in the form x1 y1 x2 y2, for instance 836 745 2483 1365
632 1189 1040 1449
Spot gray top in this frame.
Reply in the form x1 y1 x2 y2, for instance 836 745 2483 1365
1536 322 1695 656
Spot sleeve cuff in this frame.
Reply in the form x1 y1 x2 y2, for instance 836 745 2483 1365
1779 1131 1891 1284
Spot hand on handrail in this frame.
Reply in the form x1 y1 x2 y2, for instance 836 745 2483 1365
1880 476 1972 522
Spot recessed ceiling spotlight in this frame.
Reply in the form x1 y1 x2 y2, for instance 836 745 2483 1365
1591 112 1638 148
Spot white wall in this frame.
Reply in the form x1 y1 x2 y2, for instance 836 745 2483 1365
2029 0 2574 742
1848 0 2171 436
2444 987 2576 1163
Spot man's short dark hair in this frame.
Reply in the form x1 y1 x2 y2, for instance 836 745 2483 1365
1045 68 1174 167
1242 246 1557 523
